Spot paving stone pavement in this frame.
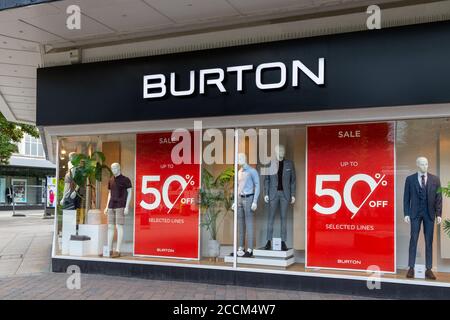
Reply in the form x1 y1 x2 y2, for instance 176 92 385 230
0 210 53 277
0 210 376 300
0 272 374 300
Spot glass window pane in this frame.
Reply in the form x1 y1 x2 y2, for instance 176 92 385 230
38 144 44 157
31 142 37 156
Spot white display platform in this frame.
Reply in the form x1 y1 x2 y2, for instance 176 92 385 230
61 210 77 255
224 248 295 267
69 239 90 256
78 224 108 256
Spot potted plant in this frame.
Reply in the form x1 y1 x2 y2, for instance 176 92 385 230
200 167 234 258
70 151 112 224
439 182 450 236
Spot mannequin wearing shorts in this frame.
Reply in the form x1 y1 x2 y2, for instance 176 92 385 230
104 163 132 257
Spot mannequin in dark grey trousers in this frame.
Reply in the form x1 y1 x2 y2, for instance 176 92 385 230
263 145 296 250
404 157 442 280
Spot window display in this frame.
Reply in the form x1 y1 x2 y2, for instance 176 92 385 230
54 118 450 285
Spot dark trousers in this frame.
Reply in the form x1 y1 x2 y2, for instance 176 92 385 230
408 214 434 269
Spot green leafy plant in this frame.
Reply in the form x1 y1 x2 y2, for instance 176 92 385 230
70 151 112 209
0 113 39 165
200 167 234 240
438 182 450 237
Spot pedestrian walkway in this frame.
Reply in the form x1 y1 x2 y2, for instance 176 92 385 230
0 210 374 300
0 273 371 300
0 210 53 277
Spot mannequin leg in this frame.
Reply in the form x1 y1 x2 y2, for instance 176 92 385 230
246 197 254 249
237 198 245 248
279 193 289 242
267 195 279 241
408 216 422 268
116 225 124 253
107 224 115 253
423 216 434 270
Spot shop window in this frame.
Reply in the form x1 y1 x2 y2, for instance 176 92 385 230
54 118 450 283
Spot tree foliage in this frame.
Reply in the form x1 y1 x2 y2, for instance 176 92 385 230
0 113 39 165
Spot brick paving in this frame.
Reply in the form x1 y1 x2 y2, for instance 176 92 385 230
0 272 373 300
0 210 376 300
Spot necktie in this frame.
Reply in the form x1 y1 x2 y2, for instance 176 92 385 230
421 175 426 189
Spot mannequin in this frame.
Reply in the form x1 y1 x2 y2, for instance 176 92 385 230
263 144 296 251
104 163 132 258
231 153 260 257
403 156 442 280
60 152 81 210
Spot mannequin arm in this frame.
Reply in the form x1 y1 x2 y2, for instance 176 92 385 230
290 162 296 199
436 178 443 219
403 177 411 218
124 188 132 215
263 172 269 202
252 170 260 205
104 191 111 215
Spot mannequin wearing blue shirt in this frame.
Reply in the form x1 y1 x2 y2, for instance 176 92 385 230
232 153 260 257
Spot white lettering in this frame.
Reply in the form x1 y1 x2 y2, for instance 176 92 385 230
144 74 166 98
199 68 226 94
256 62 286 90
292 58 325 86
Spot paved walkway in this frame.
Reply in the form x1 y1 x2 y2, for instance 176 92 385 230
0 210 372 300
0 210 53 277
0 273 371 300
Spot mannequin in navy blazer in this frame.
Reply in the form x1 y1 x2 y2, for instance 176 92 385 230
403 157 442 277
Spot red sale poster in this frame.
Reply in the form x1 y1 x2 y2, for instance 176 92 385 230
134 131 201 259
306 122 395 273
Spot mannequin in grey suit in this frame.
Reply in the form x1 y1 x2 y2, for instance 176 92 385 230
263 145 296 251
404 157 442 280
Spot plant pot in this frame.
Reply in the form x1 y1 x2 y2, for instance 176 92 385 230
207 239 220 257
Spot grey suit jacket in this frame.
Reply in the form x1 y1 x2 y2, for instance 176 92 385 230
263 159 296 201
403 173 442 220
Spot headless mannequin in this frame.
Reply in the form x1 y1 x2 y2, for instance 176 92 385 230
60 152 80 209
264 145 295 204
104 163 132 257
232 153 260 257
263 144 296 251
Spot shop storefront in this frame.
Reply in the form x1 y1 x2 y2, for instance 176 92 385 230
37 20 450 298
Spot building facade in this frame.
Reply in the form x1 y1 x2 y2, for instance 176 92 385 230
2 0 450 299
0 134 56 210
